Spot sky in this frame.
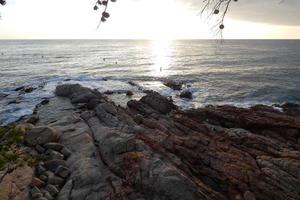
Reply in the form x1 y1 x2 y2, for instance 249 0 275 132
0 0 300 39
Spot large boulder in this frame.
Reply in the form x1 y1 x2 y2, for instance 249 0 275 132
55 84 103 104
140 92 176 114
25 127 59 146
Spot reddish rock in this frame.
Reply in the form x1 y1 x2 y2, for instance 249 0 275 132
31 177 45 188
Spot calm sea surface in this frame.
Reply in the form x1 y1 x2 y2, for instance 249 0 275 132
0 40 300 124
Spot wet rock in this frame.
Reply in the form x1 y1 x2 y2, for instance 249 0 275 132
25 126 59 146
126 90 134 96
104 90 114 95
179 90 192 99
280 102 300 117
45 184 59 197
55 165 70 178
44 143 64 151
24 86 35 93
41 99 50 105
140 91 177 114
0 93 8 101
55 84 102 104
163 79 183 90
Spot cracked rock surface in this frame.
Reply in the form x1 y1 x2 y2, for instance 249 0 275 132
26 84 300 200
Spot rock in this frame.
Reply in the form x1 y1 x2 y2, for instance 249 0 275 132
0 93 8 101
126 90 134 96
24 86 35 93
36 164 46 175
139 91 177 114
25 115 39 124
36 145 45 153
41 99 50 105
47 174 64 186
104 90 114 95
44 160 67 172
60 147 71 158
40 175 48 182
280 102 300 117
45 149 64 160
244 191 256 200
179 90 192 99
163 79 183 90
44 143 64 151
55 84 102 104
31 177 45 188
25 126 59 146
86 98 103 110
43 191 54 200
0 165 34 200
31 186 42 197
55 165 70 178
45 184 59 197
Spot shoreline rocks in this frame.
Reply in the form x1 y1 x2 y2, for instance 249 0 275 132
2 83 300 200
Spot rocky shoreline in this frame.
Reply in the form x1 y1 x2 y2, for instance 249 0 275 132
0 83 300 200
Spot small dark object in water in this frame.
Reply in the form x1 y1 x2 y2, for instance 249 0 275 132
126 90 133 96
104 90 113 95
41 99 50 105
163 80 183 91
179 90 193 99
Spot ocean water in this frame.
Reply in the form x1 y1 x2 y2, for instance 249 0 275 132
0 40 300 125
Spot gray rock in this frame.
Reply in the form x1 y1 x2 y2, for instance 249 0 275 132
43 191 54 200
39 175 48 182
46 149 64 160
45 184 59 197
56 180 73 200
25 126 59 146
44 160 67 172
44 143 64 151
31 186 42 198
36 145 45 153
60 147 71 158
55 165 70 178
47 174 64 186
55 84 102 104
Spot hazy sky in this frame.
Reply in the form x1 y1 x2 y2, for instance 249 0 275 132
0 0 299 39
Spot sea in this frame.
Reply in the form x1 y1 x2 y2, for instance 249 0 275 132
0 40 300 125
